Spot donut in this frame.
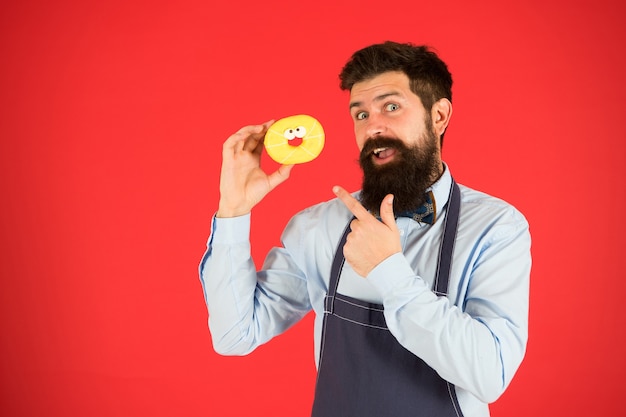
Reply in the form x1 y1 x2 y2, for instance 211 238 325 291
264 115 325 164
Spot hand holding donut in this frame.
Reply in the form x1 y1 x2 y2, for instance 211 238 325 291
216 121 294 218
216 116 325 218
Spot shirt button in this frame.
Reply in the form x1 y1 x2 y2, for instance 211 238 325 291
399 230 405 236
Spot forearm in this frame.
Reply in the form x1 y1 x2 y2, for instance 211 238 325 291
199 215 261 355
368 234 530 403
199 214 312 355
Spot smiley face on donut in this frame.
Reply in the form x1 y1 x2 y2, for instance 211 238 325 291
264 115 325 164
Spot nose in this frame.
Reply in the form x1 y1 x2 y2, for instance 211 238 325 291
364 113 386 138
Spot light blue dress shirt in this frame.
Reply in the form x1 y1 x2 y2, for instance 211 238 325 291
199 166 531 417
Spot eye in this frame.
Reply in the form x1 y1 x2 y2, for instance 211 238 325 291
294 126 307 138
385 103 399 112
283 128 296 140
355 111 368 120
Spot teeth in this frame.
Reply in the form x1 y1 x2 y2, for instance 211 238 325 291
373 147 388 155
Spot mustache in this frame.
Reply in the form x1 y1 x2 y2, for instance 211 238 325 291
359 136 409 163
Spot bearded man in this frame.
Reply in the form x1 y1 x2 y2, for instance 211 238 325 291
199 41 532 417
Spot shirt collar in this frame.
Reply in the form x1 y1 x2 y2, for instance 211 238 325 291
427 162 453 223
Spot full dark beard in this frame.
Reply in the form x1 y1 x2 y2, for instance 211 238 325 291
359 130 441 216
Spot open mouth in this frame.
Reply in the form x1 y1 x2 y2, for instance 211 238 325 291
372 147 397 164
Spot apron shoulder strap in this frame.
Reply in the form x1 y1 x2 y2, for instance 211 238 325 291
434 180 461 296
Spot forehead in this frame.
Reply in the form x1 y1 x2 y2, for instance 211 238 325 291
349 71 413 106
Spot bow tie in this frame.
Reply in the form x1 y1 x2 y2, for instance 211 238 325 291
395 190 437 224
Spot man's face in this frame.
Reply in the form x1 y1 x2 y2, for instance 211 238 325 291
349 71 442 169
348 71 444 214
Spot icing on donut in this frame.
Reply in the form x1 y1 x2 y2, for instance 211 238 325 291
264 115 325 164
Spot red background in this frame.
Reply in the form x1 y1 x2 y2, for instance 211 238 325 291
1 0 625 415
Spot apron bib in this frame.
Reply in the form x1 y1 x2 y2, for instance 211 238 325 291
311 181 464 417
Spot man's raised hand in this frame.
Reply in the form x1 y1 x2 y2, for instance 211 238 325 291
216 121 294 218
332 186 402 277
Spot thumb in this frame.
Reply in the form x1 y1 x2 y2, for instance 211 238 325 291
267 164 294 190
379 194 397 230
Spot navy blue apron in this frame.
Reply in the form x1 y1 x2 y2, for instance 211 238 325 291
311 181 464 417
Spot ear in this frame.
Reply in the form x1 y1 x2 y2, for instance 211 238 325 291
431 98 452 138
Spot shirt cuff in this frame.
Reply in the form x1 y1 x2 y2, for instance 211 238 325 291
367 252 428 298
208 213 251 245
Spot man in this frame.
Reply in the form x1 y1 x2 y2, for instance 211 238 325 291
199 41 531 417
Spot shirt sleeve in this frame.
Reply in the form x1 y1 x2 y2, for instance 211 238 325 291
367 208 531 403
198 213 312 356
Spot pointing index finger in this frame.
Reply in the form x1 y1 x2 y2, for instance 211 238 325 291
333 185 372 220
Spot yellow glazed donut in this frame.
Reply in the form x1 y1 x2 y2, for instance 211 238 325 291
264 115 325 164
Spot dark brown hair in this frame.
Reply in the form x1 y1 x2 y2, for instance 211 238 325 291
339 41 453 112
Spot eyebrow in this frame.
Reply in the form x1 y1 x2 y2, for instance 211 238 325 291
349 91 401 111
